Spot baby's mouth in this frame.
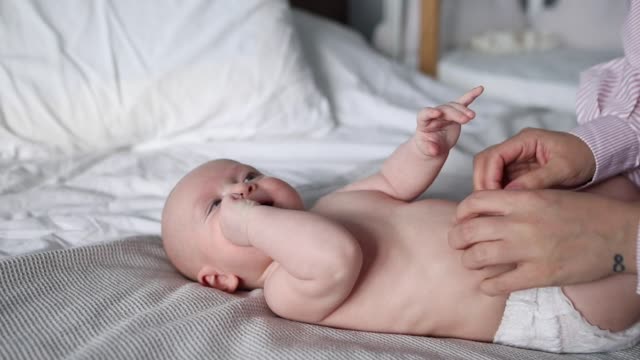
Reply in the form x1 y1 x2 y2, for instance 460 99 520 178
261 200 274 207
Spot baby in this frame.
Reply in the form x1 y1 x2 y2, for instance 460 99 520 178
162 87 640 353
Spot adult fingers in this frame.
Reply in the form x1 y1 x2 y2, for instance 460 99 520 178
473 132 537 190
473 144 504 191
479 264 543 296
460 238 528 270
454 190 514 224
480 263 517 281
504 159 566 190
448 215 505 250
456 86 484 107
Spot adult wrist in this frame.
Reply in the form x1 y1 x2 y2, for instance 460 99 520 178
635 220 640 275
627 202 640 275
617 200 640 291
632 202 640 294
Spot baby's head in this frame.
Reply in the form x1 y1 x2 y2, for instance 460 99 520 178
162 159 303 292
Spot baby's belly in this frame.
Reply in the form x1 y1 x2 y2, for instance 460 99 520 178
396 200 508 339
319 198 508 341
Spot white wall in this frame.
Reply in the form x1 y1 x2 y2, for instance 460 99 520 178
440 0 526 51
349 0 628 53
532 0 627 50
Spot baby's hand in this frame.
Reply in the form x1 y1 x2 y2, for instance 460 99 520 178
415 86 483 157
219 194 259 247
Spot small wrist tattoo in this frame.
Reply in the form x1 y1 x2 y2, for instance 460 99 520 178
613 254 626 273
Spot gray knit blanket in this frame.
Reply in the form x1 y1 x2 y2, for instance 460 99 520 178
1 236 638 360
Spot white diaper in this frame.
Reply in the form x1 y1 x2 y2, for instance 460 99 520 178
493 287 640 353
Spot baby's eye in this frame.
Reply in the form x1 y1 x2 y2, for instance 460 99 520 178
243 172 259 183
206 199 222 216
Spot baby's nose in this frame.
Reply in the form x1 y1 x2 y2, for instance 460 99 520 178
230 182 255 198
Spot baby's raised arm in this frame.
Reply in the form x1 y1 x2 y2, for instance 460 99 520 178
219 195 363 323
338 87 483 201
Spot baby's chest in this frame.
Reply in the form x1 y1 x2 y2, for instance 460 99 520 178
312 192 454 229
311 191 400 225
311 193 456 256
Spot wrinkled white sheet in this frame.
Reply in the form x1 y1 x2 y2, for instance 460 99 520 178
0 10 579 258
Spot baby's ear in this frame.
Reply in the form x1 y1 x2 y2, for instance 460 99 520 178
198 268 239 293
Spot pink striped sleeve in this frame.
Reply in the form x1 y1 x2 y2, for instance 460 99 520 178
570 115 639 183
570 0 640 293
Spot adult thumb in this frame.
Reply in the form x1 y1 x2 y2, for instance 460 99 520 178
505 161 564 190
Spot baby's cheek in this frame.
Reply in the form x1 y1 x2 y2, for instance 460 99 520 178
281 193 303 209
263 179 302 209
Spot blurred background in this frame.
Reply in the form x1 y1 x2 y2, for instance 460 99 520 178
297 0 627 112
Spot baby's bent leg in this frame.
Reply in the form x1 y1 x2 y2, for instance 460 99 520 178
563 274 640 332
564 175 640 332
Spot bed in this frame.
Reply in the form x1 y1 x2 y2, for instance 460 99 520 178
1 1 638 359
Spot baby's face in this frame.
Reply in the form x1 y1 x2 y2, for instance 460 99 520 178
162 159 303 289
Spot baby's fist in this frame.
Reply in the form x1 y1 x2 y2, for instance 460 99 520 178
219 195 259 246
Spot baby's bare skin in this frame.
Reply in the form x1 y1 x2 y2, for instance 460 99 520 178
162 87 640 348
312 184 640 340
311 192 507 341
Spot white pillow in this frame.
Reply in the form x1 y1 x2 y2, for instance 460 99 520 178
0 0 333 158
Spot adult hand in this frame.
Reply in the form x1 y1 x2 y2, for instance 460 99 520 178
473 128 596 191
448 189 639 295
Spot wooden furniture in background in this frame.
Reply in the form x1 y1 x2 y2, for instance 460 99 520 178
291 0 440 77
419 0 440 77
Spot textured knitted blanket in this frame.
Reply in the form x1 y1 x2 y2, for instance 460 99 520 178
1 236 638 359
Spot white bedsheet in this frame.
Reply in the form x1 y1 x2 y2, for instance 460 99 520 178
0 10 579 258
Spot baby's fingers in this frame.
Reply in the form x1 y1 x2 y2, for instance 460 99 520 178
447 101 475 119
435 104 473 124
456 86 484 107
417 107 442 123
